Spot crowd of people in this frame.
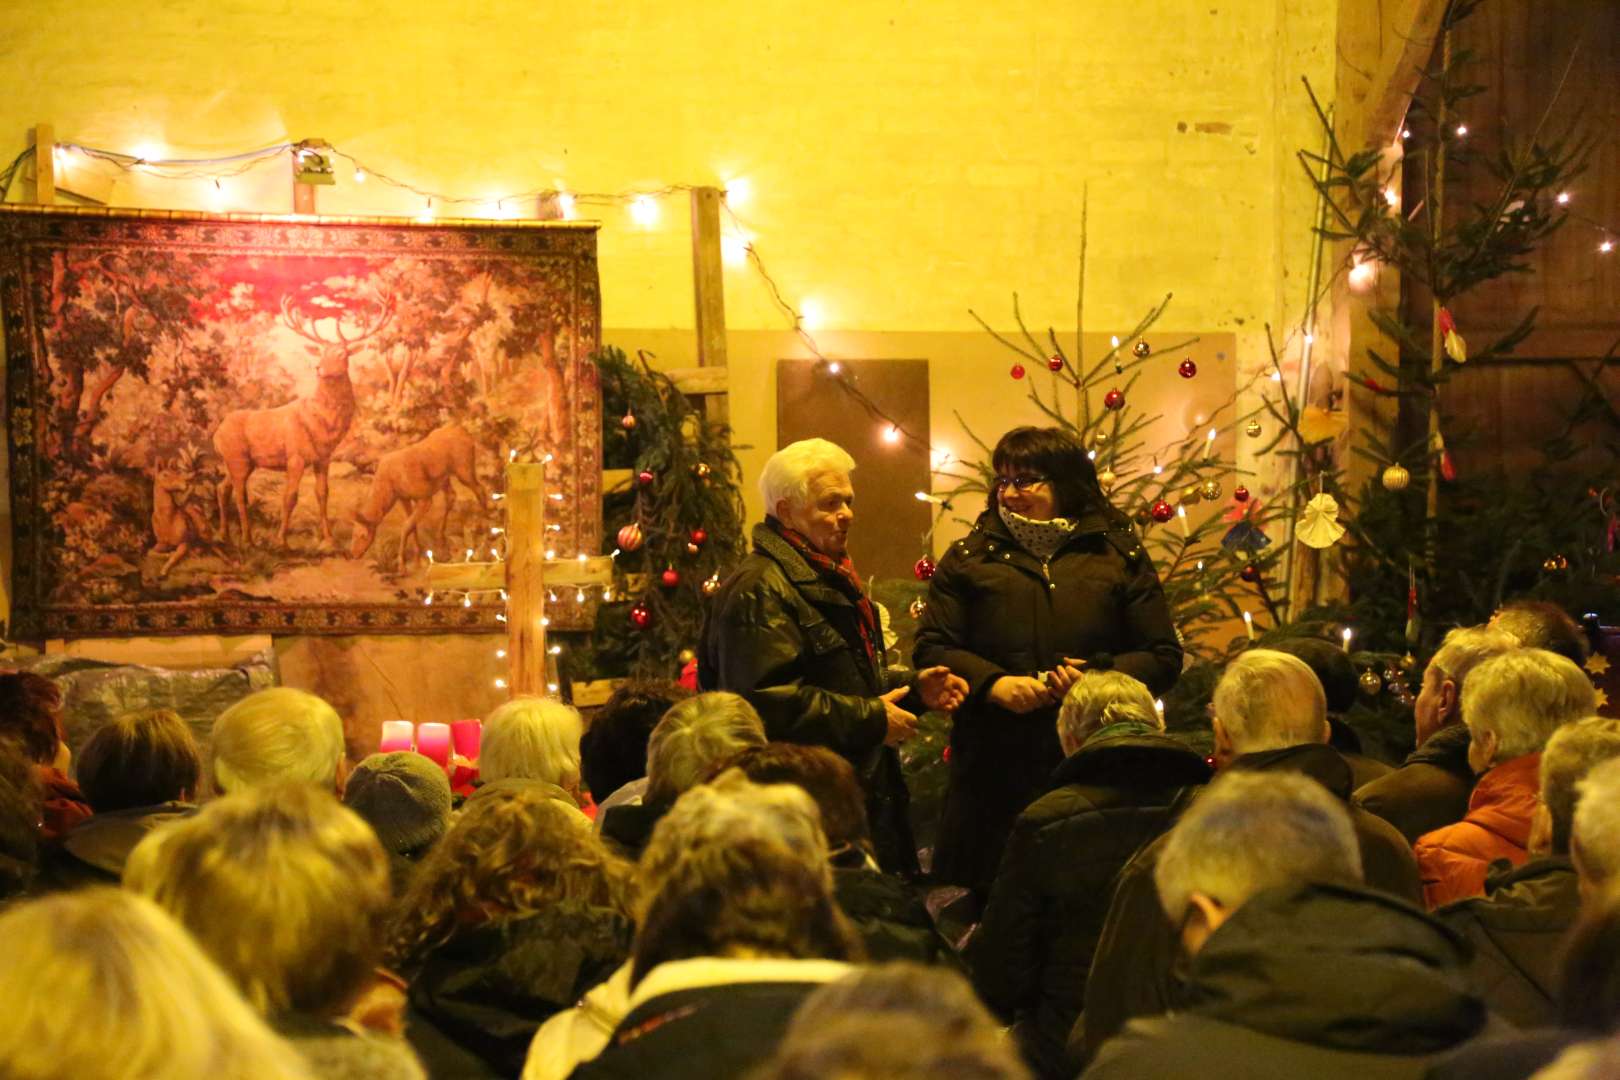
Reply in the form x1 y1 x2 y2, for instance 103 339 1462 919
1 429 1617 1080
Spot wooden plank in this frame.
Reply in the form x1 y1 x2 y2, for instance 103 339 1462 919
603 468 634 494
505 462 548 695
32 124 54 205
663 365 729 395
429 555 612 592
1343 0 1449 148
690 187 729 427
571 677 627 709
292 152 316 214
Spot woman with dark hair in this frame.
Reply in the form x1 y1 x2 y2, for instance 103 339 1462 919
915 425 1181 895
0 671 90 841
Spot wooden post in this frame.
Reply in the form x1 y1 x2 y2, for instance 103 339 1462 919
32 124 55 205
292 151 316 215
505 461 548 695
690 186 729 426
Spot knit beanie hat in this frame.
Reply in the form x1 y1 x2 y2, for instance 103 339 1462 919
343 751 452 857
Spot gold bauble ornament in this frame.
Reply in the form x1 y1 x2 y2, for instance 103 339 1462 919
1359 670 1383 695
908 597 928 620
700 573 722 597
1244 419 1263 438
1093 432 1110 449
1098 468 1117 492
677 648 696 666
1132 340 1151 358
1381 463 1411 492
1199 479 1223 501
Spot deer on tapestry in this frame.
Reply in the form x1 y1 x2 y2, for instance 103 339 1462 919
214 289 396 549
349 424 489 573
149 447 213 579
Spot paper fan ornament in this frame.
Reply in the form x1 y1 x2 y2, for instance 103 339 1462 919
1297 493 1347 549
1439 307 1467 363
1297 405 1348 445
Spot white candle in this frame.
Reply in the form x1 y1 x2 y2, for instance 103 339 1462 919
1341 627 1354 653
1243 611 1255 641
1176 505 1189 539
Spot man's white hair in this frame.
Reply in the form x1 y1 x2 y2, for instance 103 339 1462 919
1427 624 1522 691
1462 648 1597 762
1575 756 1620 890
480 696 584 789
1211 649 1327 755
759 439 856 517
1057 670 1160 749
1540 717 1620 854
1153 770 1362 926
646 691 767 804
210 688 346 795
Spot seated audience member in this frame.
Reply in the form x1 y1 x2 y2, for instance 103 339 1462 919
124 783 425 1080
210 687 349 796
1437 716 1620 1027
1417 649 1597 908
756 962 1032 1080
1355 626 1521 842
1493 599 1591 666
1082 772 1487 1079
44 709 200 889
598 690 767 857
1572 756 1620 901
1274 636 1392 787
0 737 42 903
571 792 863 1078
474 696 587 813
388 787 636 1077
716 742 955 964
970 670 1210 1079
1076 649 1421 1065
581 680 693 815
0 671 90 840
0 888 314 1080
524 771 836 1080
342 751 453 896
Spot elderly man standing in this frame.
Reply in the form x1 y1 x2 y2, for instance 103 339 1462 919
700 438 968 876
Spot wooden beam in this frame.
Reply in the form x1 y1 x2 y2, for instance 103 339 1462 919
1346 0 1449 148
292 153 316 215
505 462 548 695
429 555 612 592
663 365 729 395
690 187 729 426
32 124 54 205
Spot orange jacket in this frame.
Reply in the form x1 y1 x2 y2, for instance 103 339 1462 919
1415 752 1540 909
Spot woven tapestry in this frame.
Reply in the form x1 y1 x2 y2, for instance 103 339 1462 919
0 207 601 637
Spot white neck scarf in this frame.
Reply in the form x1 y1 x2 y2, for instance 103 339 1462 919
998 503 1079 560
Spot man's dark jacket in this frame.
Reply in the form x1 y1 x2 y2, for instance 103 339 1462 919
914 508 1182 892
968 722 1209 1079
1435 856 1580 1029
1081 883 1489 1079
1074 743 1425 1066
1355 722 1476 844
832 862 960 966
699 523 920 874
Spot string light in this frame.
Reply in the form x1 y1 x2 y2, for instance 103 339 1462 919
629 195 659 226
799 297 825 332
494 677 508 689
556 191 577 219
882 425 901 445
352 166 366 184
1455 124 1468 137
723 176 751 207
1556 192 1571 205
1602 240 1615 254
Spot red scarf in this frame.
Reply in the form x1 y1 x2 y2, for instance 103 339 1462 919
770 519 880 667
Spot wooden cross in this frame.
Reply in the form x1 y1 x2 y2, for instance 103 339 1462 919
426 462 611 696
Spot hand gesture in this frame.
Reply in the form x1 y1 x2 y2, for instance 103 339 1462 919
1045 657 1088 699
917 665 969 713
881 687 919 746
987 675 1056 714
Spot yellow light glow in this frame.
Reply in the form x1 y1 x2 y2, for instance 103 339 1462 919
800 297 825 331
557 192 577 220
882 425 901 445
630 195 659 226
721 234 748 266
724 176 752 207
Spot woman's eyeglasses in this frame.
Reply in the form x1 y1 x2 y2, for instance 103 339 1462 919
999 474 1050 492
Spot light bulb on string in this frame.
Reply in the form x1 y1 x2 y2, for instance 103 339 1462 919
352 166 367 184
549 645 563 656
1601 240 1615 254
826 361 842 375
629 195 659 226
1556 192 1571 205
723 176 752 207
575 588 586 603
1455 124 1468 137
494 677 507 689
496 648 507 659
882 425 901 445
557 192 577 220
462 594 472 608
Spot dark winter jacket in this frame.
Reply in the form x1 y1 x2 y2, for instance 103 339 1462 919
1081 883 1489 1080
41 801 195 889
598 796 673 862
1424 1029 1588 1080
1356 723 1476 844
1434 857 1580 1028
1074 743 1425 1067
832 862 959 966
968 723 1209 1079
404 902 633 1079
273 1012 427 1080
914 508 1181 891
700 524 920 874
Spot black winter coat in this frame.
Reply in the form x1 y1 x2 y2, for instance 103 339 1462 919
700 524 920 874
914 508 1181 891
1075 744 1425 1067
1082 884 1489 1080
1435 857 1580 1029
1355 723 1476 844
969 724 1209 1080
832 863 961 966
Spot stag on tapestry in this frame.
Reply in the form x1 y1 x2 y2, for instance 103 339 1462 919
0 209 601 637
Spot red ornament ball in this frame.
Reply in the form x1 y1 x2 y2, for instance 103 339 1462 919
620 412 637 431
913 556 937 581
660 568 681 588
1103 388 1126 411
637 470 655 487
1046 354 1064 372
1149 499 1175 523
616 522 644 552
1233 485 1251 503
1240 564 1261 583
629 603 653 629
689 528 708 546
1010 363 1026 380
1178 358 1198 379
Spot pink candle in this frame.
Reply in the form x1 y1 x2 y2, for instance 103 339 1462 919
378 720 415 754
415 722 452 769
451 719 482 762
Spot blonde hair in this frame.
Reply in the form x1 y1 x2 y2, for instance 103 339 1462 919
210 687 346 794
1057 671 1159 748
1463 649 1597 762
760 438 856 516
388 787 637 969
1427 625 1522 691
481 696 584 790
646 691 767 804
1541 718 1620 853
124 782 390 1018
1211 649 1327 754
1574 757 1620 889
0 888 313 1080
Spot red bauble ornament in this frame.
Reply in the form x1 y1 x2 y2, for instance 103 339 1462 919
616 522 644 552
1233 485 1251 503
620 412 637 431
1240 564 1261 583
1149 499 1175 523
637 470 655 487
689 528 708 546
1010 363 1026 380
1047 354 1064 372
913 556 937 581
1103 389 1126 411
660 568 681 588
629 603 653 629
1178 358 1198 379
